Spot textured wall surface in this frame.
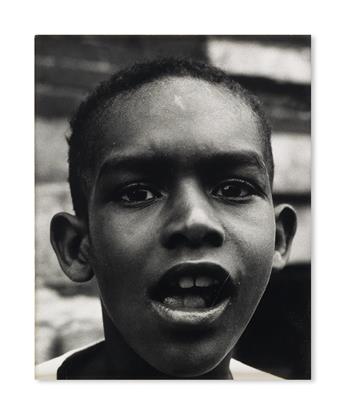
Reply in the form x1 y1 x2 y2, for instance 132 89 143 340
35 35 311 377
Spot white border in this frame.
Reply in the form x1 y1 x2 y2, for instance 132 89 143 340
1 1 344 413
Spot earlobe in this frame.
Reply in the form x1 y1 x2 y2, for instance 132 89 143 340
50 212 94 282
273 204 297 271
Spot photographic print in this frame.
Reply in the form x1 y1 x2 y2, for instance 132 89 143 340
35 35 311 380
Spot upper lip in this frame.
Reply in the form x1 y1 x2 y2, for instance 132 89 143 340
160 262 230 286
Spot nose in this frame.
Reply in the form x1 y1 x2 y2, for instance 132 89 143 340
160 180 226 249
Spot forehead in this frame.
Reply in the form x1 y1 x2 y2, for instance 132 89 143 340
94 77 264 169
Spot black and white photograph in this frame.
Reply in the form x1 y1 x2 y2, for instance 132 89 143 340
34 35 311 380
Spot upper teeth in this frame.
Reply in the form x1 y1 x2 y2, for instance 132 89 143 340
179 277 194 288
177 275 217 288
195 276 215 287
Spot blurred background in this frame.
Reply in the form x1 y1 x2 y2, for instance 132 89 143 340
35 35 311 378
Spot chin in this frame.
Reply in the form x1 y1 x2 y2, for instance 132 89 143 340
147 342 230 379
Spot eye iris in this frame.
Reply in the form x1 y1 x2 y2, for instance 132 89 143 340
221 183 244 197
124 188 152 202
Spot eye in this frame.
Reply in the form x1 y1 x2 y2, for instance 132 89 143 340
116 183 163 205
211 179 257 200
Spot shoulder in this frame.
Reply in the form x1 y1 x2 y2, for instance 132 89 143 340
35 341 104 380
230 358 282 380
36 351 73 380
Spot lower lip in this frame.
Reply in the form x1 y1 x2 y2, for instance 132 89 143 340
151 298 230 328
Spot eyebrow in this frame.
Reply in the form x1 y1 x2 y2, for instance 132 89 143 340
97 152 171 181
97 149 268 181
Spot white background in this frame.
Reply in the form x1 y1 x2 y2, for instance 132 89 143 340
0 0 343 412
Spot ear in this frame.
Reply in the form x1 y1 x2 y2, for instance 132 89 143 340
50 212 94 283
272 204 297 271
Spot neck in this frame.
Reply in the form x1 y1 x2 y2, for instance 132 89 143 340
101 305 233 379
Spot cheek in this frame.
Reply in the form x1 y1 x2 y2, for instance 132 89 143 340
96 207 158 252
242 214 275 268
222 203 276 284
228 202 275 253
225 205 276 319
88 208 159 294
91 208 150 260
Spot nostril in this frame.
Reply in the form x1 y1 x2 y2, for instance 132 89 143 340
165 233 187 249
163 227 224 249
206 231 224 247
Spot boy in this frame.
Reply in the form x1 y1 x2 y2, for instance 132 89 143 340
36 58 296 379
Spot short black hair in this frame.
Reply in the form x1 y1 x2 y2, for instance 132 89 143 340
67 58 273 218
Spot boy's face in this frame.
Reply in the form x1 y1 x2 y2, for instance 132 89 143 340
87 77 276 377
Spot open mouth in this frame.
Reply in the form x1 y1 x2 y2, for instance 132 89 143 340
150 262 235 311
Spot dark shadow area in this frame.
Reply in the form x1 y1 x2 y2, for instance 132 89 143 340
234 263 311 379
